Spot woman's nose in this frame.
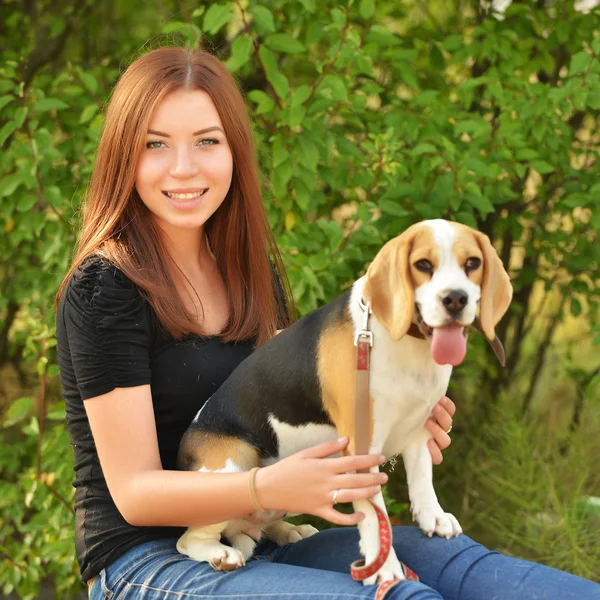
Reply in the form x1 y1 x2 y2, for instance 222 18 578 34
170 148 199 178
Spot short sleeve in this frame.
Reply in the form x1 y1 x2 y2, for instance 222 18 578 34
60 257 152 400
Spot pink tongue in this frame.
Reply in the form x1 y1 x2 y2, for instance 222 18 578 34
431 324 467 366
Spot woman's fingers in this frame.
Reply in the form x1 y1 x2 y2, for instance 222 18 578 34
334 471 388 489
325 452 386 473
426 418 452 450
441 395 456 416
300 436 349 459
427 437 444 465
432 400 453 433
322 508 366 526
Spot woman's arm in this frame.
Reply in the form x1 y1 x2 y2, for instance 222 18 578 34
84 384 387 528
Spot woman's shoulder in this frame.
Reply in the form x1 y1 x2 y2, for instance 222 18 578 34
61 254 145 318
71 254 136 290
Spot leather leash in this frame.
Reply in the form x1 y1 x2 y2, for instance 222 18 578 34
350 299 419 598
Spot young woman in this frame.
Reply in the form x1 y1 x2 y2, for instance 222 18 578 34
55 47 600 600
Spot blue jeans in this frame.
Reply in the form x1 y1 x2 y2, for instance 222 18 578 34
89 527 600 599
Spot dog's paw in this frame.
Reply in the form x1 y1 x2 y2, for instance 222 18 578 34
285 524 319 544
229 532 257 561
264 521 319 545
413 505 462 539
362 551 405 586
208 544 247 571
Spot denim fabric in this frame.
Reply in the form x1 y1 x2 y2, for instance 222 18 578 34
89 526 600 600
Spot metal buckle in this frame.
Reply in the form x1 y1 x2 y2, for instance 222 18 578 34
354 330 374 347
354 297 374 346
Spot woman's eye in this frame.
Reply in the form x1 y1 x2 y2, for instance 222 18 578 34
198 138 219 146
146 140 165 149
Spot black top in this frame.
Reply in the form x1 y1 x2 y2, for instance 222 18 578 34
56 256 255 582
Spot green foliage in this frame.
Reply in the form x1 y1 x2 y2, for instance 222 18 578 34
1 0 599 595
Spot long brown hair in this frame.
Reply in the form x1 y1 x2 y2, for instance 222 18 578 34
56 47 294 346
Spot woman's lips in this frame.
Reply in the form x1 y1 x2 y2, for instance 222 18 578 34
162 189 208 209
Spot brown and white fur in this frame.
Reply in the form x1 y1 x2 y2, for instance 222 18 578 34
176 219 513 584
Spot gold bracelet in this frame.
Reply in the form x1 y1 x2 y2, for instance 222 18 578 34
248 467 266 512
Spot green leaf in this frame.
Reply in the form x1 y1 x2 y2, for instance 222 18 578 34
0 120 17 146
321 75 347 101
203 4 232 35
45 185 62 206
397 63 419 88
570 297 582 318
247 89 275 115
258 46 278 78
296 137 319 171
13 106 28 127
291 84 312 107
227 35 253 71
379 199 409 217
252 5 276 33
265 33 306 54
273 136 289 167
5 397 33 426
272 158 293 198
359 0 376 19
286 105 306 128
412 142 437 155
465 191 494 215
80 71 98 94
79 104 98 124
569 51 592 76
17 195 37 212
35 98 69 112
269 72 289 99
531 160 554 174
1 173 23 197
0 94 14 113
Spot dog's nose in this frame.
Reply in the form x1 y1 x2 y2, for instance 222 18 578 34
442 290 468 315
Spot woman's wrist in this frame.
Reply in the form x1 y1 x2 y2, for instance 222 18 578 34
252 464 278 512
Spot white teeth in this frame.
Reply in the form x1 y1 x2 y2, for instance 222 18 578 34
165 190 207 199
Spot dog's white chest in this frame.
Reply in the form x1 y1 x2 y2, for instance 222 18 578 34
370 332 452 457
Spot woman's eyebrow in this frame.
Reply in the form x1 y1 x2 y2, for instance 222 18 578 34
147 126 225 137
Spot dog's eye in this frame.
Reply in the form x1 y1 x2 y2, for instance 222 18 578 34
414 259 433 274
465 257 481 272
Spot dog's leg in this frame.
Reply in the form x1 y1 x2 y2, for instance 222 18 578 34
402 431 462 539
353 467 405 586
263 520 319 546
177 522 248 571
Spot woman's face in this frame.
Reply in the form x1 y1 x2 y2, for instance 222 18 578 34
135 88 233 237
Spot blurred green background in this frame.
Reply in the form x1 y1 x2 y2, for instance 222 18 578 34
1 0 599 597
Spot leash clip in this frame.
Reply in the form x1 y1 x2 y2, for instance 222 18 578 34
354 297 374 347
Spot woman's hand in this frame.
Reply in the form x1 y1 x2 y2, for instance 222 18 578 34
426 395 456 465
256 437 386 526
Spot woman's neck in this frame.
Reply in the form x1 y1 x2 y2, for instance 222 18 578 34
158 223 212 276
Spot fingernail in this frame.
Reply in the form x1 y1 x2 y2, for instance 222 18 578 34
426 419 435 428
381 474 388 483
357 512 365 521
434 404 442 414
380 455 386 463
338 436 348 443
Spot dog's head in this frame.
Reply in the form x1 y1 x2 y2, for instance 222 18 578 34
362 219 512 366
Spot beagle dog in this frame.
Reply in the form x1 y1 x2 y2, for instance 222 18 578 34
176 219 513 584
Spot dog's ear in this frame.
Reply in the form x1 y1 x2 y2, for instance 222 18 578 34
473 231 512 341
363 226 418 341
